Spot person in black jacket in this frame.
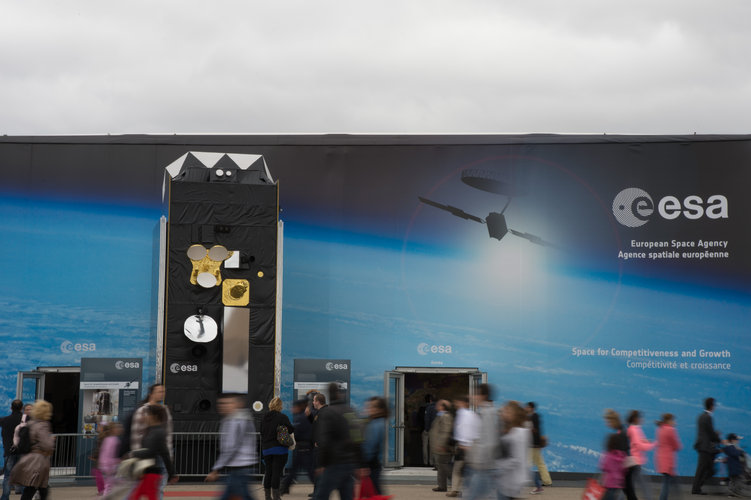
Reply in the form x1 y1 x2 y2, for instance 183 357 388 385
130 405 177 500
260 397 294 500
280 399 314 495
0 400 24 500
313 383 357 500
692 397 721 495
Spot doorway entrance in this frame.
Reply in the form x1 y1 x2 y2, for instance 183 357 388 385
17 367 80 434
383 367 487 468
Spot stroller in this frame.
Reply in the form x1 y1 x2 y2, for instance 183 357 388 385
721 435 751 497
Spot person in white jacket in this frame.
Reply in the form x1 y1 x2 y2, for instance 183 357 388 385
496 401 531 500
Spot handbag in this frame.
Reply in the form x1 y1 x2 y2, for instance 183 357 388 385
582 478 606 500
117 453 155 480
276 425 294 447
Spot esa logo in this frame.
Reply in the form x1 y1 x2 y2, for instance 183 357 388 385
115 360 140 370
170 362 198 374
612 188 728 227
417 343 453 355
325 362 348 371
60 340 96 354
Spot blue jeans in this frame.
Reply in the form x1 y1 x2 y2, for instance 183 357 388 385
219 467 256 500
464 467 497 500
660 473 678 500
313 463 354 500
632 465 653 500
1 454 19 500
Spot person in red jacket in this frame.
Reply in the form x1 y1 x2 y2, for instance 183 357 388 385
655 414 682 500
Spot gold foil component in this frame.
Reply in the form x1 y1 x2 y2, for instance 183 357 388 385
222 279 249 306
187 245 233 287
257 271 264 278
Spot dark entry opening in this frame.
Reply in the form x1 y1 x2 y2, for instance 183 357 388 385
403 372 470 467
43 372 80 434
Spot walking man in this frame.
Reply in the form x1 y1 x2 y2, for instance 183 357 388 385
527 402 552 493
692 397 720 495
313 383 357 500
0 400 24 500
430 400 454 493
206 394 258 500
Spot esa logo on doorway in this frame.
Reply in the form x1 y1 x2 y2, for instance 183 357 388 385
60 340 96 354
325 362 348 371
417 343 453 355
170 362 198 374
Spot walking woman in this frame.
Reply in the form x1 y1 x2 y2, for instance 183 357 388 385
260 397 294 500
129 405 177 500
655 414 682 500
627 410 656 500
496 401 531 500
362 397 388 495
10 400 55 500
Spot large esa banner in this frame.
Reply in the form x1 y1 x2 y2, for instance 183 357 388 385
0 135 749 474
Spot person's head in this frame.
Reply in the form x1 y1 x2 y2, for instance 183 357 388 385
453 395 469 409
31 400 52 421
218 394 246 416
101 422 123 438
604 409 622 430
437 399 450 413
627 410 642 425
502 401 527 428
313 393 326 409
657 413 675 427
367 397 389 419
727 433 741 444
147 384 165 405
606 433 622 452
474 383 491 404
268 396 283 412
292 399 307 414
11 400 23 412
526 402 536 415
327 382 341 403
23 404 33 417
704 397 715 412
145 403 168 426
425 394 435 404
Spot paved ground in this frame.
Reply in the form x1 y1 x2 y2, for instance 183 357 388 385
41 476 735 500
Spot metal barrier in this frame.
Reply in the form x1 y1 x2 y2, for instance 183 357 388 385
51 432 264 479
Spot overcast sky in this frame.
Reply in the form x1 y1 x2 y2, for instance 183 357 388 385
2 1 750 135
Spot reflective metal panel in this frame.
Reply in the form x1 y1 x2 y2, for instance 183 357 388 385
222 307 250 393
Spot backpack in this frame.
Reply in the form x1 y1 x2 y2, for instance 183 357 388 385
12 424 31 455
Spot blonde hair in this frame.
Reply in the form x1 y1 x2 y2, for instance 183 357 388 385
603 408 622 429
505 400 527 428
32 400 53 421
268 396 283 412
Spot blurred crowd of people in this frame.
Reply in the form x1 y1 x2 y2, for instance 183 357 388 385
2 387 748 500
599 397 749 500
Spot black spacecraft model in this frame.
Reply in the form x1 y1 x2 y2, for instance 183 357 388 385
418 167 557 248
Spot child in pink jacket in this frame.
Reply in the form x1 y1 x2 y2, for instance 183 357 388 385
97 422 123 495
600 434 627 500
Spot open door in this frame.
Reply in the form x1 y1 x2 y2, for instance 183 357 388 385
16 371 45 402
468 371 487 409
384 371 405 468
